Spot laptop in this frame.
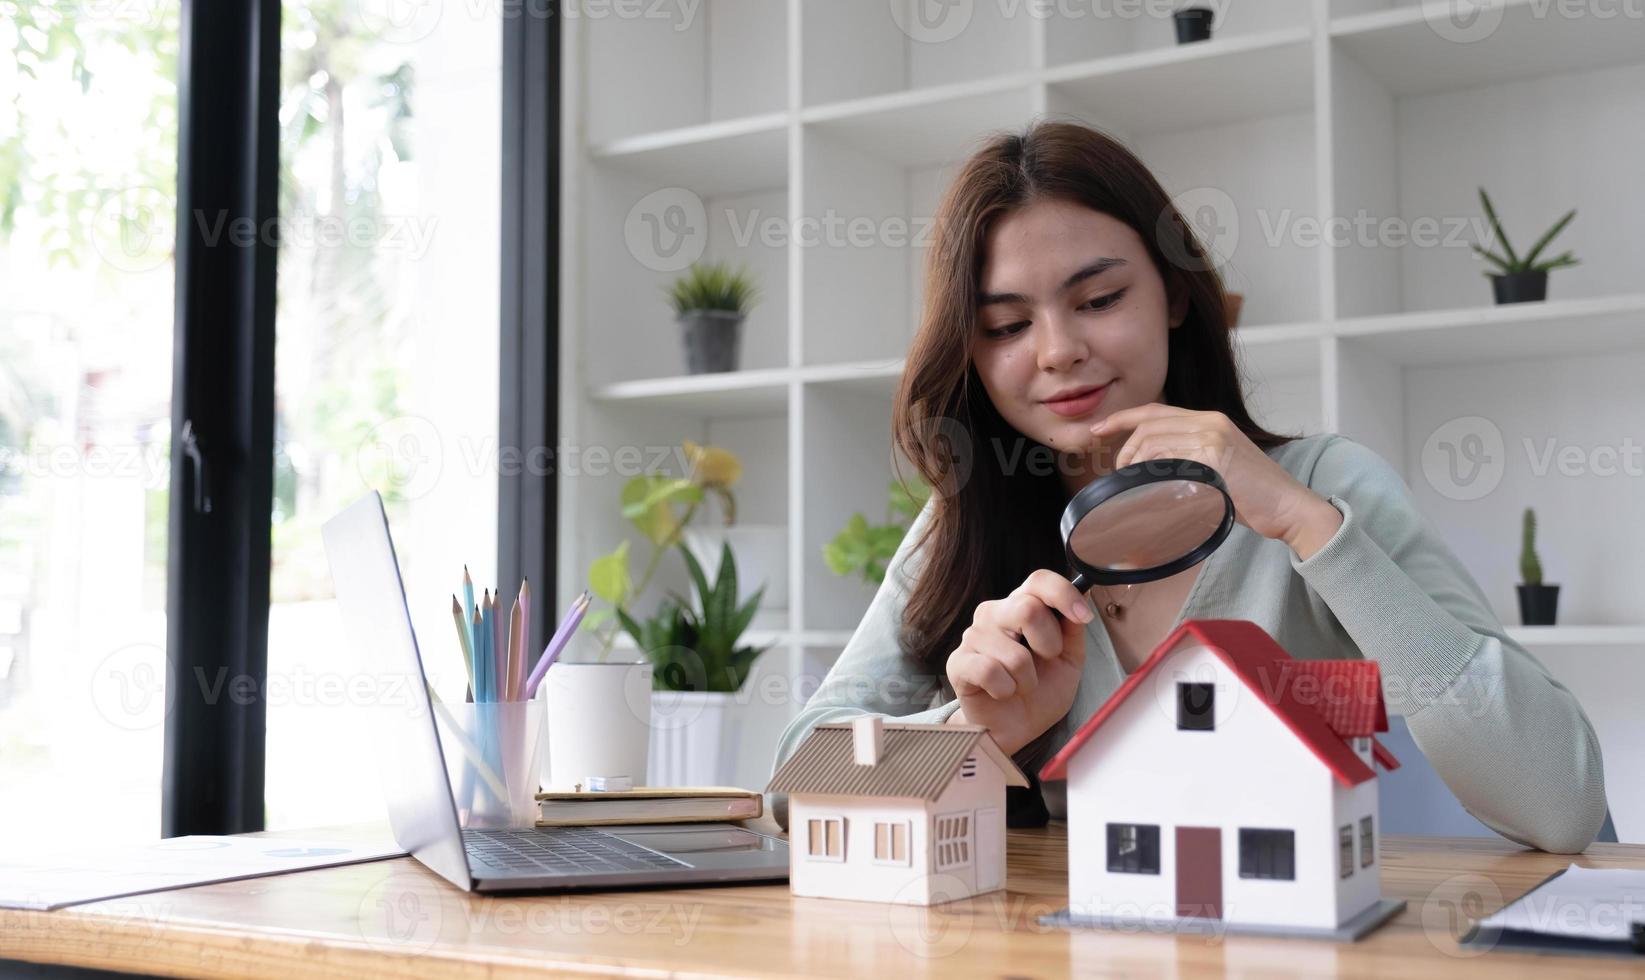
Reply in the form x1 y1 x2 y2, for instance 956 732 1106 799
322 492 789 892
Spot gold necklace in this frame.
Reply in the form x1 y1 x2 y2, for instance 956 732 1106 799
1096 583 1135 620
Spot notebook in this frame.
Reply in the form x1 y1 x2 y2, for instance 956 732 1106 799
535 787 763 826
1462 863 1645 958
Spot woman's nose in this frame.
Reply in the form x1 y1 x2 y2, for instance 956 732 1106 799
1036 312 1089 373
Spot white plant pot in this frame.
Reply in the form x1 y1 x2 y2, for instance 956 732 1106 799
647 690 744 788
682 524 787 611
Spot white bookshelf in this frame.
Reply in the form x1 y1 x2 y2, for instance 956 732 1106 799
560 0 1645 795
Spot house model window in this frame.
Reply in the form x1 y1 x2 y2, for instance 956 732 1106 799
873 821 911 866
1338 825 1354 878
935 814 970 870
1176 682 1215 731
807 817 845 861
1106 823 1161 875
1360 816 1375 867
1238 828 1295 880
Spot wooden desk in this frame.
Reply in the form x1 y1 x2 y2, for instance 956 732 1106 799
4 822 1644 978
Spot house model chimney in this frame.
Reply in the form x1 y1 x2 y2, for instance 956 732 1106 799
852 715 883 765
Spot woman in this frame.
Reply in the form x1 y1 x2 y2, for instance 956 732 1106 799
770 121 1606 853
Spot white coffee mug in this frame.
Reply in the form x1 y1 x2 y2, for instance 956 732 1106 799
540 661 654 791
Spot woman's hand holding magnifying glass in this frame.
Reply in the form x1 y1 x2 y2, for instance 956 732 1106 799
945 569 1093 755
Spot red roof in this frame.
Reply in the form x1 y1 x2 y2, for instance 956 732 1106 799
1039 619 1399 786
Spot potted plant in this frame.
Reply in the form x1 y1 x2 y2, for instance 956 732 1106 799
824 477 931 587
1474 188 1578 305
1173 5 1215 43
664 260 760 374
619 542 771 786
1517 507 1559 626
679 439 788 617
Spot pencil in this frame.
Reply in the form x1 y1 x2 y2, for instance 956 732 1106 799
506 593 523 702
451 595 475 702
486 585 500 700
462 566 476 652
517 579 531 701
524 590 591 699
471 605 488 702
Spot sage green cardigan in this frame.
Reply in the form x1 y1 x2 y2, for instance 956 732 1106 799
769 432 1608 853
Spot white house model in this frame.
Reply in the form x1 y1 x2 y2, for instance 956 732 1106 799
1039 619 1405 939
766 717 1028 905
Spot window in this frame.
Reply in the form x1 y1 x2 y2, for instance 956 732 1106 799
1339 824 1354 878
1106 823 1161 875
0 1 180 847
935 813 971 870
1354 736 1369 752
960 755 978 780
806 817 845 861
1177 682 1215 731
1361 816 1375 867
873 821 911 866
263 0 506 831
1239 828 1296 880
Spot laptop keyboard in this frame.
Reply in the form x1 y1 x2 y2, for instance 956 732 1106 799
463 827 689 876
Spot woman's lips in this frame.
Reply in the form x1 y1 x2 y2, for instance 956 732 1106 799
1042 382 1110 418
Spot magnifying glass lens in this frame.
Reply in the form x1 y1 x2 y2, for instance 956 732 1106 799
1067 479 1228 572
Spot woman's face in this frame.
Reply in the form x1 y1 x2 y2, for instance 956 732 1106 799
970 197 1186 464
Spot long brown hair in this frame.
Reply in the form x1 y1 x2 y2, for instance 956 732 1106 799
892 120 1297 668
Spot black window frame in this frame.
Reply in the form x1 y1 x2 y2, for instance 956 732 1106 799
163 0 560 835
1177 681 1215 731
1339 824 1354 878
1360 815 1375 867
1238 827 1296 880
1106 822 1161 875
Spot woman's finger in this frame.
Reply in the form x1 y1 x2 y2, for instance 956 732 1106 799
975 627 1039 698
948 648 1015 700
1018 569 1092 624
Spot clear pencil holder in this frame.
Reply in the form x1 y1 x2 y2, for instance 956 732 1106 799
431 699 545 830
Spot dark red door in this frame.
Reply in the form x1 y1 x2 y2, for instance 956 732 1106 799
1175 826 1223 919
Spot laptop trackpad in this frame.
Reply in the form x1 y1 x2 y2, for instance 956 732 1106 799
603 826 781 865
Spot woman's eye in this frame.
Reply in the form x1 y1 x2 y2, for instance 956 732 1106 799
983 320 1030 340
1080 289 1126 312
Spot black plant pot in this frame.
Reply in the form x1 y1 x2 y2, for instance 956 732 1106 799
679 310 744 374
1492 269 1549 304
1517 584 1560 626
1174 7 1214 43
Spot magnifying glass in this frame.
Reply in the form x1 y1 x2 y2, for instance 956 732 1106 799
1060 457 1236 592
1010 457 1235 651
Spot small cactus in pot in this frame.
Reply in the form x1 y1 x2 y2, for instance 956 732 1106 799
1516 507 1560 626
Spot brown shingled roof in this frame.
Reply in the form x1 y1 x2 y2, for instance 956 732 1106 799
765 722 1029 802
